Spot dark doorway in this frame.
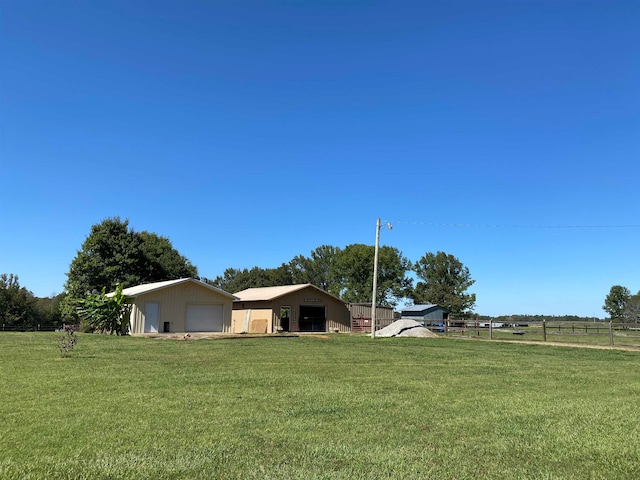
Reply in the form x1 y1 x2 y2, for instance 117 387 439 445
279 306 291 332
299 305 326 332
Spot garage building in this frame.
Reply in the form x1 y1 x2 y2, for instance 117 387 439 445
115 278 237 334
232 284 351 333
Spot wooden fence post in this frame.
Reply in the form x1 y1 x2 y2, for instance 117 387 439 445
609 321 614 346
543 320 547 342
489 320 493 340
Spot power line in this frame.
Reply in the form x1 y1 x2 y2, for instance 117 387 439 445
389 221 640 229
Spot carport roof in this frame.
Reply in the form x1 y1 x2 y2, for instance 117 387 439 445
233 284 344 303
107 278 238 300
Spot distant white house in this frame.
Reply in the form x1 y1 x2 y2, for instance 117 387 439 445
478 322 506 328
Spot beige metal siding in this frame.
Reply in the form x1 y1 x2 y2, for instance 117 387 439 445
231 308 273 333
128 282 233 334
233 286 351 333
348 304 395 320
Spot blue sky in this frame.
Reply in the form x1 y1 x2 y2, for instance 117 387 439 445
1 0 638 317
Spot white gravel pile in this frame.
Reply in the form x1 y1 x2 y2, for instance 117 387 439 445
375 319 439 338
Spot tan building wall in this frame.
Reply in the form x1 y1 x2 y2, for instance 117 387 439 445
233 287 351 333
128 282 234 334
231 308 273 333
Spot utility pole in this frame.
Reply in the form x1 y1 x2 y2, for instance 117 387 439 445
371 218 392 339
371 218 381 339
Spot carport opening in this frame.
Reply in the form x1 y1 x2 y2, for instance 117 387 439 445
299 305 326 332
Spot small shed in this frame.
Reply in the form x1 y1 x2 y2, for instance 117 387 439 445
232 284 351 333
348 303 396 332
113 278 237 334
401 304 449 326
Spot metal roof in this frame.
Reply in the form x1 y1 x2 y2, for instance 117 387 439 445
233 284 344 303
107 278 238 300
401 304 444 312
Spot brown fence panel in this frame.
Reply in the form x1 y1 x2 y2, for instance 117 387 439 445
351 317 395 332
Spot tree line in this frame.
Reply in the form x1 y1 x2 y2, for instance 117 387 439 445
7 218 637 333
1 217 478 330
488 314 605 323
0 274 65 329
202 244 477 316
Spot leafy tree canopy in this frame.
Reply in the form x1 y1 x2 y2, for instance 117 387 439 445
0 274 36 328
205 264 293 293
0 274 67 328
624 291 640 325
207 243 412 307
289 245 341 292
76 284 131 335
412 251 476 317
602 285 631 320
65 217 197 300
333 243 412 307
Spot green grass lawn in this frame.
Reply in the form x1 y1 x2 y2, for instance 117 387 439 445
1 333 638 479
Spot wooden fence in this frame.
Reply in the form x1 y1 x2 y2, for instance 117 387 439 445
1 322 63 332
352 316 395 333
435 321 640 348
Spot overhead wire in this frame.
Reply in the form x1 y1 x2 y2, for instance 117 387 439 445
387 221 640 229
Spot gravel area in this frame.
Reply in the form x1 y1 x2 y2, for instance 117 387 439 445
375 319 439 338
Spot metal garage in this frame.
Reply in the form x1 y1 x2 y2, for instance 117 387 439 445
185 304 224 332
231 284 351 334
111 278 238 334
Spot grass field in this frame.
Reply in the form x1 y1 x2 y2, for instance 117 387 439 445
1 333 639 479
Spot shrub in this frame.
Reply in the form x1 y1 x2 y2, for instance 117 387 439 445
57 324 78 357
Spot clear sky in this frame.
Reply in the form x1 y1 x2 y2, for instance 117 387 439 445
1 0 638 317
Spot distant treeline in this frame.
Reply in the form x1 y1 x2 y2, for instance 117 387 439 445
1 274 66 330
476 314 604 323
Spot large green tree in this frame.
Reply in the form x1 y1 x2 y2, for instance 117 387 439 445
602 285 631 320
333 243 412 307
624 291 640 325
206 264 294 293
412 251 476 317
65 217 198 300
289 245 341 292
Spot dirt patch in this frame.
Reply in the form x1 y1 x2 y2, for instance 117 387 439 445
136 332 307 340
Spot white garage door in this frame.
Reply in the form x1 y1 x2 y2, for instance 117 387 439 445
185 304 224 332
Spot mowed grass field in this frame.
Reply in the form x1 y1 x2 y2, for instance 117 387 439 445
1 333 638 480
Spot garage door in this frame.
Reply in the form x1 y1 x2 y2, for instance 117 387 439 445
185 304 224 332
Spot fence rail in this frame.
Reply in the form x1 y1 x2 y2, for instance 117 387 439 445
432 320 640 348
1 322 63 332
